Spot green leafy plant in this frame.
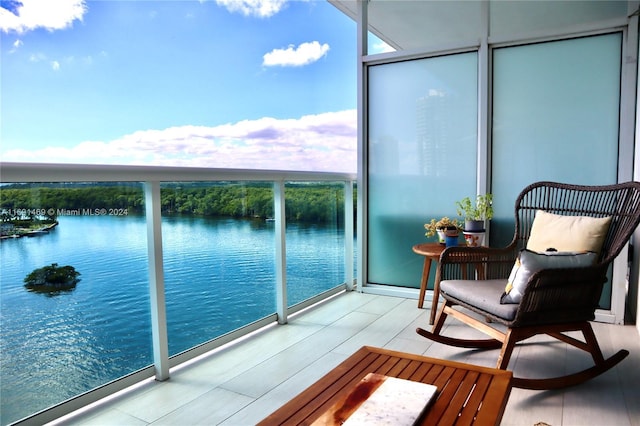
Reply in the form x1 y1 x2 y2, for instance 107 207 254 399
455 194 493 221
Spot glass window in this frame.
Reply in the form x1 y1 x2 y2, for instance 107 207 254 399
491 33 622 307
367 52 478 287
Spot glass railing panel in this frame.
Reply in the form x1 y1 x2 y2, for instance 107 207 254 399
0 182 151 425
0 170 356 424
285 182 346 306
160 182 277 356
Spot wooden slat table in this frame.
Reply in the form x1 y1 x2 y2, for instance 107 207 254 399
259 346 512 426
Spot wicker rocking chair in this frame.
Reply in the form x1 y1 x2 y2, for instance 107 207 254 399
417 181 640 390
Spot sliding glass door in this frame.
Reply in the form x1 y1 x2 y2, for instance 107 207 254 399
367 52 478 287
491 33 622 307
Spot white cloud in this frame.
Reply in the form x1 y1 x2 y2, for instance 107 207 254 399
51 60 60 71
0 0 86 34
215 0 287 18
263 41 329 67
371 40 395 54
2 110 357 173
8 38 22 53
29 52 46 62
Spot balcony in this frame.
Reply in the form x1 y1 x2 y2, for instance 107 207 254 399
53 290 639 425
2 2 639 424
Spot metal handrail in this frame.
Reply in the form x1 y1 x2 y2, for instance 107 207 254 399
0 162 357 183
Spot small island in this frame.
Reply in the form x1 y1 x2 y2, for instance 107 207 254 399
24 263 81 293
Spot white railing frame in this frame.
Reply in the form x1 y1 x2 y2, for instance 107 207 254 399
0 162 356 425
274 180 288 324
144 182 170 381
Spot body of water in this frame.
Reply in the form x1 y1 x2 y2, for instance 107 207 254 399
0 215 346 424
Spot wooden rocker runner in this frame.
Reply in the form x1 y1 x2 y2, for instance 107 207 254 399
417 181 640 390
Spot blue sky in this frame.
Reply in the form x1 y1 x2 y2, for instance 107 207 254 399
0 0 390 172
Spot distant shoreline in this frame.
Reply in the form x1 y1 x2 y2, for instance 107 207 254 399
0 221 58 240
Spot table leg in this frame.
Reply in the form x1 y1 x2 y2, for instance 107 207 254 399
418 257 432 309
429 266 441 325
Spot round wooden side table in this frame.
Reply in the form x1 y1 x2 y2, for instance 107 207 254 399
412 242 447 325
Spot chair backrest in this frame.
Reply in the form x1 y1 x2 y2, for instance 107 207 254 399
513 181 640 265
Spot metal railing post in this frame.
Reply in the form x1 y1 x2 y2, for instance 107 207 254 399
345 181 354 291
144 181 170 380
274 180 288 324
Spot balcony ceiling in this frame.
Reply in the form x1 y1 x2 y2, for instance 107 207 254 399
328 0 483 50
328 0 631 51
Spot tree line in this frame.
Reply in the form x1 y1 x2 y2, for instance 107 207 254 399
0 183 356 224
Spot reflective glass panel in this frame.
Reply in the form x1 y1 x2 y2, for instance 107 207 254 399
285 182 347 306
491 34 622 308
160 182 277 355
0 183 151 424
367 52 478 287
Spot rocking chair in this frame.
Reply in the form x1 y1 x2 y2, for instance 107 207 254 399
417 181 640 390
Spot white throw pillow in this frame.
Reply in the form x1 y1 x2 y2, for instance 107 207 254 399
526 210 611 254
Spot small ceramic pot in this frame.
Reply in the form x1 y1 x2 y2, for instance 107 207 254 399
463 230 485 247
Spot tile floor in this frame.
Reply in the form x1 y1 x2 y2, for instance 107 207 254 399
53 291 640 426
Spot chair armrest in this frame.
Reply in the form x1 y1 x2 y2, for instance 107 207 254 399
439 245 519 281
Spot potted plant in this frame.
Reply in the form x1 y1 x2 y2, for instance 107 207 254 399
455 194 493 231
424 217 462 244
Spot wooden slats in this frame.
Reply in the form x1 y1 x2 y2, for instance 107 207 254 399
424 368 469 424
441 371 481 425
298 351 389 425
475 373 513 423
258 346 512 426
457 372 492 424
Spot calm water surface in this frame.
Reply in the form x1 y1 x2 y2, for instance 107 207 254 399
0 215 346 424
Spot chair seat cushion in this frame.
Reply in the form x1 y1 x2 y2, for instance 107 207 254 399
440 279 519 321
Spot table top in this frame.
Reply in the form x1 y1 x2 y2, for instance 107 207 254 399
258 346 512 426
412 242 447 257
